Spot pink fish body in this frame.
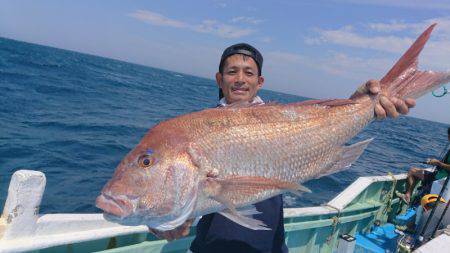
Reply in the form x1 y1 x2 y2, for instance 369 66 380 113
96 24 450 230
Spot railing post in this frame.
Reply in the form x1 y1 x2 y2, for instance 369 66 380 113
0 170 46 240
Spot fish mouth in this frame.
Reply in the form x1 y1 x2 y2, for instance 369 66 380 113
96 194 134 218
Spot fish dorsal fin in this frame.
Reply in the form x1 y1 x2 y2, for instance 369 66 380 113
223 101 264 108
318 99 357 107
292 98 356 107
220 101 279 109
221 100 350 110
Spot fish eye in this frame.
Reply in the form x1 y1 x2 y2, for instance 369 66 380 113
138 155 154 168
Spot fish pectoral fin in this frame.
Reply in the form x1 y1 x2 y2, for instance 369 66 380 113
214 175 311 195
203 175 309 230
320 138 373 178
288 184 312 196
187 142 205 169
219 205 270 231
210 191 269 230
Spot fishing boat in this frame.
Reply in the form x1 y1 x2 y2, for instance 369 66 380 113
1 169 449 253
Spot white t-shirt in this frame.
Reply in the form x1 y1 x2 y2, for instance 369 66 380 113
217 96 264 107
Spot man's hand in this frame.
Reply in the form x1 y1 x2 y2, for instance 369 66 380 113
427 158 442 167
148 219 193 241
351 80 416 119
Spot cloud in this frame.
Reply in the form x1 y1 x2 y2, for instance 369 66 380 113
260 37 273 43
231 16 263 25
367 21 417 33
306 17 450 70
265 16 450 88
266 51 304 63
193 20 255 38
305 25 414 53
128 10 254 39
367 17 450 37
214 1 227 8
267 49 389 81
312 52 392 79
379 18 450 42
128 10 187 28
334 0 450 10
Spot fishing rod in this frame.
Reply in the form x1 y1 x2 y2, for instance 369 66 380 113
384 160 434 166
418 141 450 243
398 161 429 165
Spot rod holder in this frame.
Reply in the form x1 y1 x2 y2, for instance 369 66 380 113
0 170 46 240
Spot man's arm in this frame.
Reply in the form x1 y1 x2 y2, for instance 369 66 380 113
428 159 450 172
351 80 416 119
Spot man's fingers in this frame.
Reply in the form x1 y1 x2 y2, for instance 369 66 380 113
186 218 194 226
179 219 193 237
181 226 190 237
405 98 416 108
393 97 409 115
375 103 386 119
366 79 380 94
148 228 178 241
380 95 398 118
182 219 193 230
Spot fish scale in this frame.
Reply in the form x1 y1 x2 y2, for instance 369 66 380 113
188 100 375 214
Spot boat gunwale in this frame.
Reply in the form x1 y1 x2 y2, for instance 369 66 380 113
0 172 408 252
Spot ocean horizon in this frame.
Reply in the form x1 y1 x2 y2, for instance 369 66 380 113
1 36 446 125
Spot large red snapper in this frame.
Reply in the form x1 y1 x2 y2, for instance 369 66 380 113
96 24 450 231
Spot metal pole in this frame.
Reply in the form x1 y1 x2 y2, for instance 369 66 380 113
431 192 450 238
418 176 450 242
430 142 450 238
418 142 450 243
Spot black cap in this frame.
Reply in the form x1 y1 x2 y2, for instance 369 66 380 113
219 43 263 75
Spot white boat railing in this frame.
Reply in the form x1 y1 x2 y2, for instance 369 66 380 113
0 170 407 253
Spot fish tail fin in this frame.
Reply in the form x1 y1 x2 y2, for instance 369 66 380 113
380 23 450 99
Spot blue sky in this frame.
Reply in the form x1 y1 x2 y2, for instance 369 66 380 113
1 0 449 123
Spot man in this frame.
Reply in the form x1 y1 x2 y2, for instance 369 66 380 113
398 127 450 204
151 43 415 252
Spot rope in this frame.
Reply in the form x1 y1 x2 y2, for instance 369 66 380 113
325 204 341 244
383 172 398 214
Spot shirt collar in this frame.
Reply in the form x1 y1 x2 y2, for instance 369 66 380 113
217 96 264 107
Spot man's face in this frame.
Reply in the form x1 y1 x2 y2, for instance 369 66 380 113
216 54 264 104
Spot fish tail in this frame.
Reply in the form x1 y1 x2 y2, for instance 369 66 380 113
379 23 450 99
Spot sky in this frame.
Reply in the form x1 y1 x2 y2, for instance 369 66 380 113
1 0 449 124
